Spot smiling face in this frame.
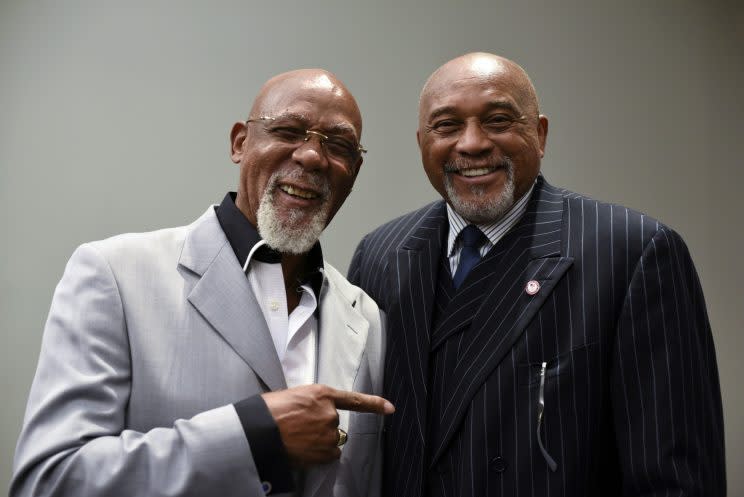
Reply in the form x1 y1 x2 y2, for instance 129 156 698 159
230 70 363 253
417 54 548 224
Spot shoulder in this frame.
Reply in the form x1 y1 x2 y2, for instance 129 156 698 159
89 225 189 258
358 200 446 253
544 180 686 262
72 206 214 274
322 262 380 319
560 189 671 239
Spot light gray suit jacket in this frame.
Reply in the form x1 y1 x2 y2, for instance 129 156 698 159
11 206 385 497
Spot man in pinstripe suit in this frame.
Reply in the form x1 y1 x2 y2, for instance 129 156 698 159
348 52 725 496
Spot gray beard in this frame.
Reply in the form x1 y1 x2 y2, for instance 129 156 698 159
256 169 331 255
443 157 515 224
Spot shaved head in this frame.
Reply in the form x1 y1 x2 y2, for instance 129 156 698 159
416 52 548 224
419 52 540 124
229 68 364 254
251 69 362 138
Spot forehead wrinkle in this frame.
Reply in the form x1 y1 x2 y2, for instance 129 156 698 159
270 111 309 122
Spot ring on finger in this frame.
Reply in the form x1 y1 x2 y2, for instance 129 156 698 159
336 428 348 447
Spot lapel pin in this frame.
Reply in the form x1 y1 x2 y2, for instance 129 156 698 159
525 280 541 295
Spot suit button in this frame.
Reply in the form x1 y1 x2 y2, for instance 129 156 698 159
490 456 507 473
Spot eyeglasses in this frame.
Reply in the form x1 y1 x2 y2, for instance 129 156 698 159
245 115 367 171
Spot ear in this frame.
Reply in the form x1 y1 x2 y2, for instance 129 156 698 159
537 115 548 158
416 128 422 150
229 122 248 163
351 156 363 180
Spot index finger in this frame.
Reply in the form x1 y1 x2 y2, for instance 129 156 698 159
328 388 395 414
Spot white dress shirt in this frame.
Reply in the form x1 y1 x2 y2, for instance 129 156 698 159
244 241 318 388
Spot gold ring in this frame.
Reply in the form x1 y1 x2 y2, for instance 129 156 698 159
337 428 348 447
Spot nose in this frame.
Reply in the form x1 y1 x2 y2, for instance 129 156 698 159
454 121 494 156
292 131 328 170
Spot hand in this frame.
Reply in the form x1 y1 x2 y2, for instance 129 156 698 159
261 384 394 467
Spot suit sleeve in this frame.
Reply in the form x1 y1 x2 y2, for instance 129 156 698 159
611 227 726 496
10 243 272 497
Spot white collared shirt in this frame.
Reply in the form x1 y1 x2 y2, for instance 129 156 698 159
446 183 535 275
244 242 318 388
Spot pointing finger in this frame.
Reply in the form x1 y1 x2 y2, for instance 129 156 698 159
328 388 395 414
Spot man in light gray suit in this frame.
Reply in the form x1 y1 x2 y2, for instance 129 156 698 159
11 69 393 497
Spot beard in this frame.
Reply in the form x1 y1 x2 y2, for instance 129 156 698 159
256 168 331 255
443 156 515 224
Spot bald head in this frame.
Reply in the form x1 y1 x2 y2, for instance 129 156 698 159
416 52 548 224
419 52 540 124
250 69 362 137
230 68 365 253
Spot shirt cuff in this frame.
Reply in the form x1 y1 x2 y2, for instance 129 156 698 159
234 395 295 494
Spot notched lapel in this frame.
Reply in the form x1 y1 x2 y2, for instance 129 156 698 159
179 208 286 392
316 277 370 428
388 203 447 444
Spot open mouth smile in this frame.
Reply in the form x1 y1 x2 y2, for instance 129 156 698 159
278 184 321 200
455 167 498 177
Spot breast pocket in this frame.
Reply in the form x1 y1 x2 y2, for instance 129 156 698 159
517 341 600 473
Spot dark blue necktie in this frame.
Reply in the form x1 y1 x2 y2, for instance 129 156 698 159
452 225 486 289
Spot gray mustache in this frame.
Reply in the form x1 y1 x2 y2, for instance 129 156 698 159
444 156 514 173
270 168 331 197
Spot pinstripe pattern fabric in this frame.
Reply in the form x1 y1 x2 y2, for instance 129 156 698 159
348 176 725 497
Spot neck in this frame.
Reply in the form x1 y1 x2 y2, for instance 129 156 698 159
281 253 307 313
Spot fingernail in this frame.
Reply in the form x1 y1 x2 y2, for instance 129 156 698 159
384 401 395 414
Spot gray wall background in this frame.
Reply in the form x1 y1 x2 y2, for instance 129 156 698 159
1 0 742 494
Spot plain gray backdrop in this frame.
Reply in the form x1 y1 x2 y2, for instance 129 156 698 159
2 0 742 494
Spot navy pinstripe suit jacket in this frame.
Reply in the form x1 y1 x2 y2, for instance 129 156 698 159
348 176 725 497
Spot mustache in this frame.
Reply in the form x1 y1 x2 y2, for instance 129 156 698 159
444 156 514 173
268 168 330 197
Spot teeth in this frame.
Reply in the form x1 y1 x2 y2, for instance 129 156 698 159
459 167 494 177
280 185 318 199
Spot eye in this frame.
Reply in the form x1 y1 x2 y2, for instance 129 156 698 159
430 119 461 134
268 126 306 141
324 137 356 158
484 114 517 131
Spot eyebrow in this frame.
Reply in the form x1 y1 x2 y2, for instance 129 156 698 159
324 122 357 137
427 100 522 121
272 112 358 138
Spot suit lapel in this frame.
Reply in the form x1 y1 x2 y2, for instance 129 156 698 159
429 178 574 464
303 268 370 497
315 270 370 428
388 202 448 446
179 207 286 392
